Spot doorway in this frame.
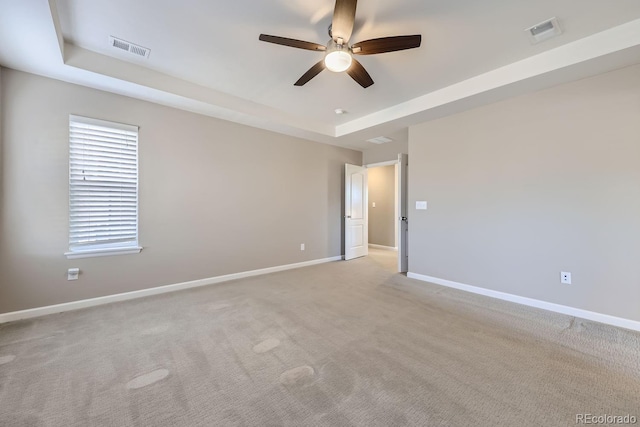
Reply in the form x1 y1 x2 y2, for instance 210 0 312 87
367 163 398 251
344 154 407 272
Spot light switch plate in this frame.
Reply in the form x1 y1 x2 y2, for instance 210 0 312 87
67 268 80 281
416 201 428 210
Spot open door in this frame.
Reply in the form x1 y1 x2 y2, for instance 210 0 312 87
397 154 408 272
345 163 368 260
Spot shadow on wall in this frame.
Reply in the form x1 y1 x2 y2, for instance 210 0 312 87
332 154 355 257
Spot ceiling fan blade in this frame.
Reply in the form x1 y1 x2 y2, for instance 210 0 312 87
352 35 422 55
259 34 326 51
294 60 326 86
346 58 373 88
331 0 357 43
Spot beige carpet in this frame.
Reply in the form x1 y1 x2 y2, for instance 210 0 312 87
1 249 639 426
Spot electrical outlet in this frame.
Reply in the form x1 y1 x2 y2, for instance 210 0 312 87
68 268 80 281
300 243 305 251
560 271 571 284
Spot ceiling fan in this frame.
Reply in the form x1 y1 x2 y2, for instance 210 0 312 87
259 0 421 88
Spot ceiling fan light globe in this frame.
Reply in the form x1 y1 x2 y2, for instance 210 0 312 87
325 50 352 72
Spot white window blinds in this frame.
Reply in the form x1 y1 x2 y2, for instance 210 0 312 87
68 115 139 254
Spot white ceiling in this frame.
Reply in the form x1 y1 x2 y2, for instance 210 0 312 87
1 0 640 150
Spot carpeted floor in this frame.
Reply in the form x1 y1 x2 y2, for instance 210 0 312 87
1 249 639 426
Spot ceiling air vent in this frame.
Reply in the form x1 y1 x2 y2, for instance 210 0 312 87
366 136 393 144
108 36 150 58
525 17 562 44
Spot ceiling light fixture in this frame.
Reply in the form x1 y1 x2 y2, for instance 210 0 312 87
335 108 347 115
324 40 352 72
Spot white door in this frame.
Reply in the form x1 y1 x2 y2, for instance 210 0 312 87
398 154 408 272
345 164 368 260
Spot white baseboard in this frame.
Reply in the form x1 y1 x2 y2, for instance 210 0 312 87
368 244 398 251
407 272 640 333
0 256 342 324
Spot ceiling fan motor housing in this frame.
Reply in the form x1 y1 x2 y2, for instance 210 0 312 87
324 39 353 72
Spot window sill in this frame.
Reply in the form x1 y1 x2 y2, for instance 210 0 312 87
65 246 143 259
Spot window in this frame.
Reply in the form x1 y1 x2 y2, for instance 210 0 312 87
65 115 141 259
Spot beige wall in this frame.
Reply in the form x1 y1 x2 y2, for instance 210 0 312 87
368 165 396 247
363 139 408 164
408 64 640 322
0 68 361 313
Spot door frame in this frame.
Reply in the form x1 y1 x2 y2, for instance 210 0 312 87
364 156 407 272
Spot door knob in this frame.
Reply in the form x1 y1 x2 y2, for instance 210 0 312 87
401 217 408 221
344 215 351 218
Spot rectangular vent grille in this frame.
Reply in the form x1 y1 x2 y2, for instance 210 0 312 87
366 136 393 144
530 20 554 36
108 36 150 58
525 17 562 44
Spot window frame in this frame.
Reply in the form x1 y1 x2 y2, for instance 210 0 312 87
64 115 142 259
